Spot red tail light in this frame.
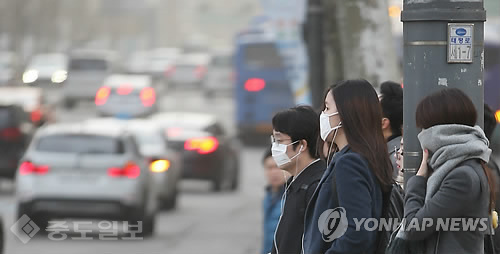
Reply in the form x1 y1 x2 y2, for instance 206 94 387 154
0 127 21 140
95 86 111 105
495 110 500 123
195 66 207 78
19 161 50 175
165 66 176 77
117 84 133 95
108 161 141 179
184 136 219 154
244 78 266 92
31 108 42 123
140 87 156 107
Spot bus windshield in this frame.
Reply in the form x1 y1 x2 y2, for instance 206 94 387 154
243 43 284 69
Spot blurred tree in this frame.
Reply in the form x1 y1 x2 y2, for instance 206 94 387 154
323 0 400 87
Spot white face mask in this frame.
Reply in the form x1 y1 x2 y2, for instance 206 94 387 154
271 140 301 167
320 111 342 141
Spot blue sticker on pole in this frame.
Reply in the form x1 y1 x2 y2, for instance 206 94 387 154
448 23 474 63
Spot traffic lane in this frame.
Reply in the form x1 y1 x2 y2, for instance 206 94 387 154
2 147 267 254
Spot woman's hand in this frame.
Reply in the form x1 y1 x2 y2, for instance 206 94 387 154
416 149 429 177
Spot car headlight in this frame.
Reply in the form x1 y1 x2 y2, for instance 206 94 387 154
22 70 39 84
51 70 68 83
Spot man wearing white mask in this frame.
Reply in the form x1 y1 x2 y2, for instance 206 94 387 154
270 105 326 254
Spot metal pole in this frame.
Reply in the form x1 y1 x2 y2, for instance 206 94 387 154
306 0 325 110
402 0 486 185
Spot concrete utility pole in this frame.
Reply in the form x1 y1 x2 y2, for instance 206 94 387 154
329 0 400 88
402 0 486 184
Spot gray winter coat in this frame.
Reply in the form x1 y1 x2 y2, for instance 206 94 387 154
404 159 490 254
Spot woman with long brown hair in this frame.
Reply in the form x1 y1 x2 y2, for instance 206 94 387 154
388 88 494 254
302 79 393 254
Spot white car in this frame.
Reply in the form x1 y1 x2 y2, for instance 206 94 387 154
15 122 158 236
22 53 68 85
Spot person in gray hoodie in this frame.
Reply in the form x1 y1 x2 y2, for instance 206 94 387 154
388 88 495 254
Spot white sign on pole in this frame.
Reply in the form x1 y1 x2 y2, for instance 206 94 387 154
448 23 474 63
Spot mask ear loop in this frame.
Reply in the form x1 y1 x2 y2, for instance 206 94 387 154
294 145 303 178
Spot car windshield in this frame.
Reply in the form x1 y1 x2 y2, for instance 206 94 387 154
70 58 108 71
37 134 125 154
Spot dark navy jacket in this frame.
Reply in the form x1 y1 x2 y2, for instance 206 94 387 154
303 146 383 254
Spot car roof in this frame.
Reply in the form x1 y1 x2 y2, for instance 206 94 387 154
151 112 218 129
38 121 128 138
164 128 213 142
103 75 152 88
0 87 42 111
126 119 161 132
85 118 161 134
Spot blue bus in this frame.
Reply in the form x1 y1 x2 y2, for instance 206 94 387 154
233 31 295 141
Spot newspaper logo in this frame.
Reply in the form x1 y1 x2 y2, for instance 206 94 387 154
318 207 348 242
11 214 41 244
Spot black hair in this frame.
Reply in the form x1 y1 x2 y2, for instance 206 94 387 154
416 88 476 129
272 105 319 158
262 146 273 164
327 79 393 192
484 104 497 140
379 81 403 137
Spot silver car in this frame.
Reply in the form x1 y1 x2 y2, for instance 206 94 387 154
126 120 182 210
95 74 158 118
86 118 182 210
15 122 158 237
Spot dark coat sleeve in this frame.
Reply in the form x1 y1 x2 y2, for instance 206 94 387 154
403 166 482 240
325 154 379 254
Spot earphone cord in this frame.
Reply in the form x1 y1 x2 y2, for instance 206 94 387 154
326 128 338 166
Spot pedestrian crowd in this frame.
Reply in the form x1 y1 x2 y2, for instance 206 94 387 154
260 79 500 254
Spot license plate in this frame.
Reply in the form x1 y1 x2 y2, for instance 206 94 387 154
116 113 131 119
